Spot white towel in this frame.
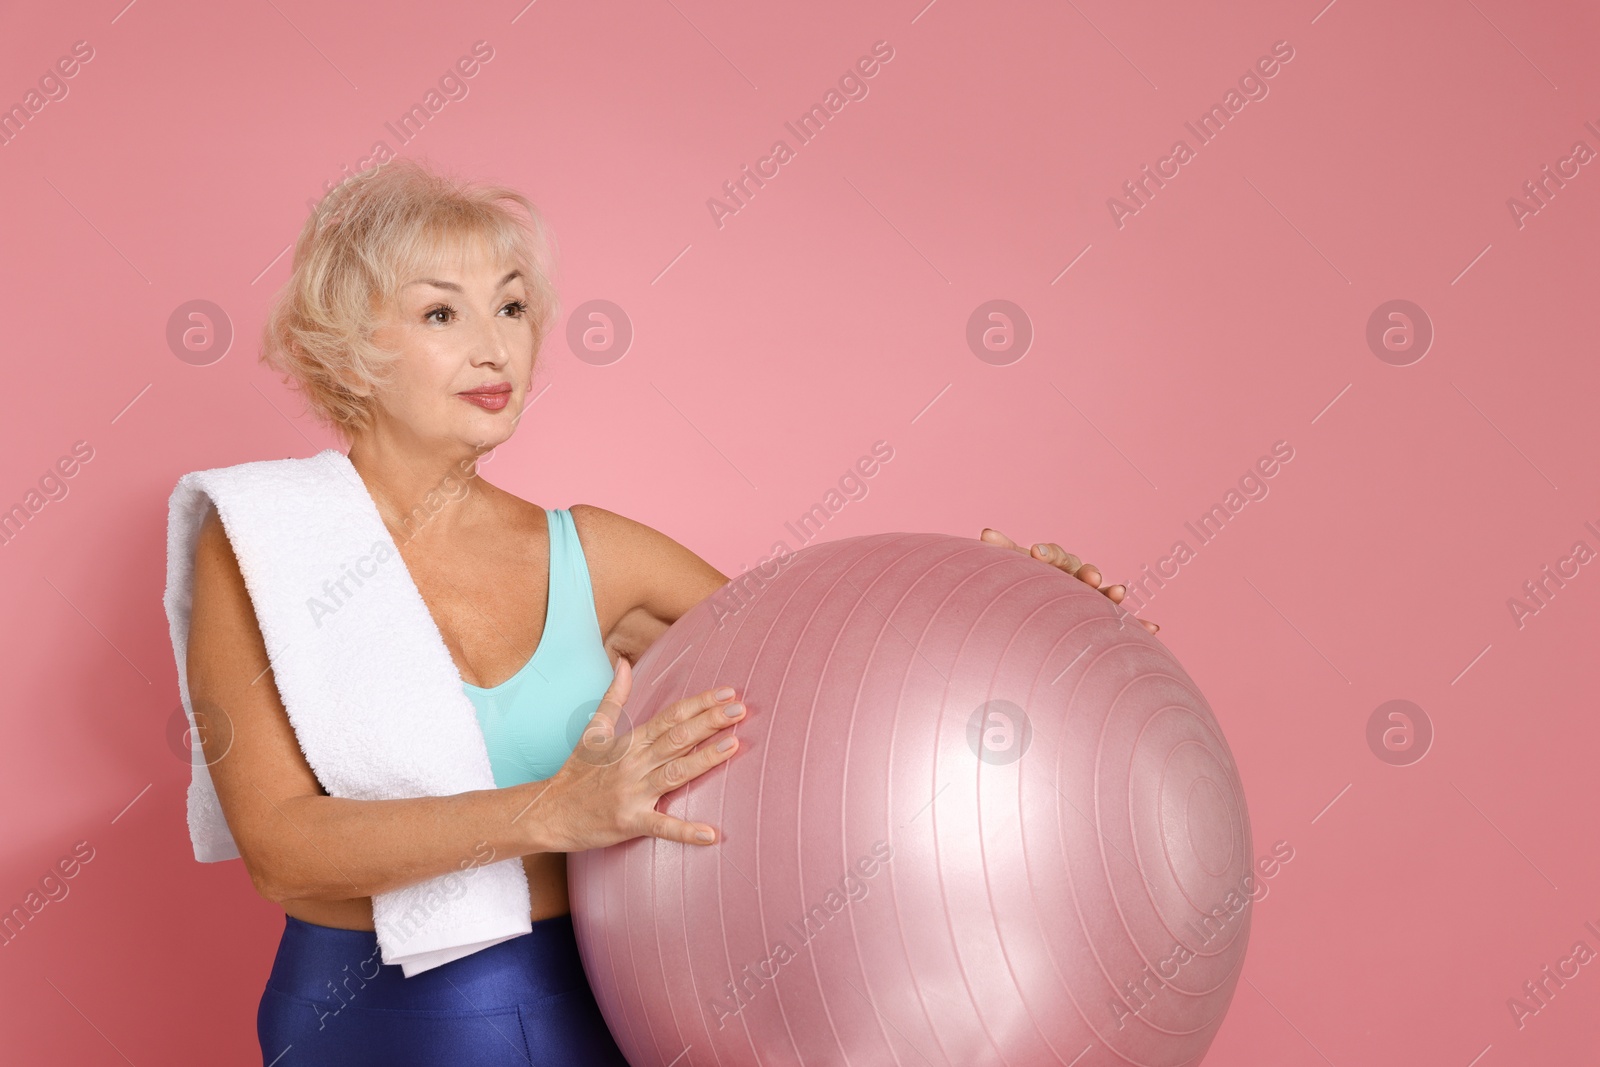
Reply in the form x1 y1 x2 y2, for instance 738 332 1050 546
162 447 533 976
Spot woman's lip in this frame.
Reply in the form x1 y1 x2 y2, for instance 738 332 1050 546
459 391 510 411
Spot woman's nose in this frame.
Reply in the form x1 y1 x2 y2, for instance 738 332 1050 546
469 321 511 366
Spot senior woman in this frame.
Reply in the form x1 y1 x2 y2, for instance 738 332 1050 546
183 157 1155 1066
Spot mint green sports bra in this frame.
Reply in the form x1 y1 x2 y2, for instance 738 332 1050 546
461 507 616 788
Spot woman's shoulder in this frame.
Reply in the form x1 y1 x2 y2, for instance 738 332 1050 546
565 504 695 558
566 503 643 558
191 499 247 598
567 504 727 603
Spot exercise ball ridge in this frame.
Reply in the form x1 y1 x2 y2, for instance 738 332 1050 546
568 531 1253 1067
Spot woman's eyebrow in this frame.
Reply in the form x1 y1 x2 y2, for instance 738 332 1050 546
403 270 524 292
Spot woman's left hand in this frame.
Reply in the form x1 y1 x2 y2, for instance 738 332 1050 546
979 528 1160 634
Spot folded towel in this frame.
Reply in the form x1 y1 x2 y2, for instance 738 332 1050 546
163 447 533 976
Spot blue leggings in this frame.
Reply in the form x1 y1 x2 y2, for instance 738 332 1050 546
257 913 629 1066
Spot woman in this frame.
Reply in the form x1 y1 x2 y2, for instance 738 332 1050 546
184 157 1155 1066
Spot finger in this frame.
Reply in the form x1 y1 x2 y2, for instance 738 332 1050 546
600 655 631 708
1032 542 1085 575
652 697 746 761
980 528 1021 551
583 657 632 745
641 684 739 748
1139 618 1161 634
570 658 643 768
1105 584 1127 603
1075 563 1102 587
641 809 722 845
648 730 739 796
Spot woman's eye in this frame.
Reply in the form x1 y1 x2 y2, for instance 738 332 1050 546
502 300 529 317
425 304 456 324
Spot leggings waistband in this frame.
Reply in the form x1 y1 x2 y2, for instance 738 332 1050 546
266 912 588 1011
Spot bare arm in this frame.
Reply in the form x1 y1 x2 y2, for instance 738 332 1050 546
570 503 730 662
187 503 547 904
187 502 744 904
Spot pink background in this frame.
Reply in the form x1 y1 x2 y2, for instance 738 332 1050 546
1 0 1596 1063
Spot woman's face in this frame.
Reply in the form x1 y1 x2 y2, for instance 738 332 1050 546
364 238 535 456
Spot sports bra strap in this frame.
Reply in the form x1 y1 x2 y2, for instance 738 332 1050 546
543 507 604 654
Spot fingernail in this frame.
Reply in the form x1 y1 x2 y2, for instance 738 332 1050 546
714 687 735 700
717 735 737 751
724 703 745 719
696 829 714 842
1034 544 1047 555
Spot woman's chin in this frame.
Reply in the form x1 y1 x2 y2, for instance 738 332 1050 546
456 420 517 455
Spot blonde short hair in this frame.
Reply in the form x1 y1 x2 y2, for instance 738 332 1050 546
260 156 560 439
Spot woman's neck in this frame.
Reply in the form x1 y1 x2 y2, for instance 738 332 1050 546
345 432 498 547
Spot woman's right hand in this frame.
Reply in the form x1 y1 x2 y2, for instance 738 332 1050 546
522 657 745 853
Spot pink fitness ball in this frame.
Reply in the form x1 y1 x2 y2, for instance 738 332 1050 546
568 531 1253 1066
